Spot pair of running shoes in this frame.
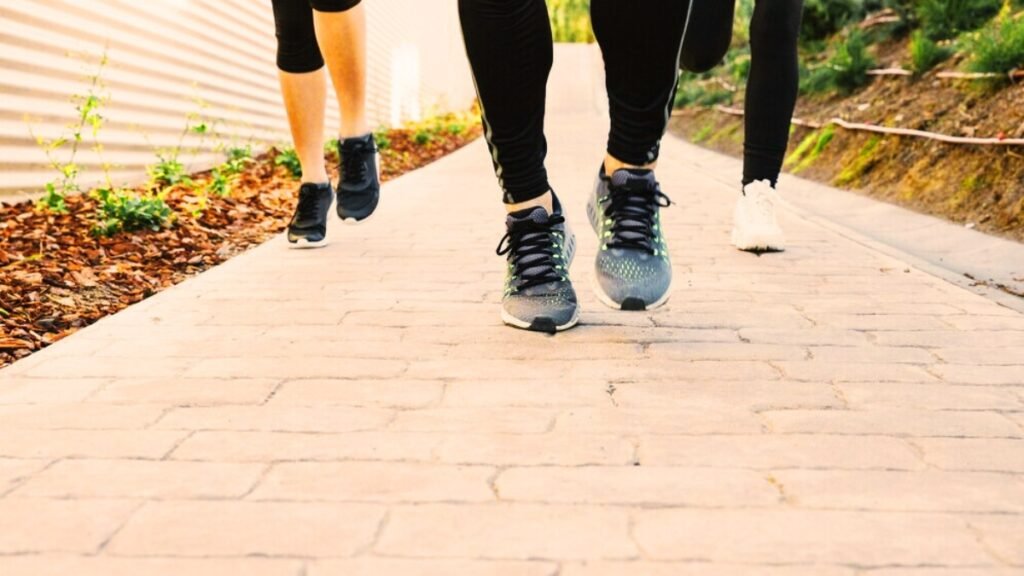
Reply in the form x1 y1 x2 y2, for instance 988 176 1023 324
288 138 784 334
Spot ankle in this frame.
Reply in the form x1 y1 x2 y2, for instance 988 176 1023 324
505 191 554 215
604 155 656 175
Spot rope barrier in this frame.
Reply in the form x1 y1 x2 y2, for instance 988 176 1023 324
711 105 1024 146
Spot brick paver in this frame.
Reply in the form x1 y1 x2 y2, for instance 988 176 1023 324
1 60 1023 573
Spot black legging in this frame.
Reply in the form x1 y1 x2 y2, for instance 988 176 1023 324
459 0 803 204
271 0 362 74
684 0 805 186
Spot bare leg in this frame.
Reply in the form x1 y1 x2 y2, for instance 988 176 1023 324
278 69 330 183
314 4 369 139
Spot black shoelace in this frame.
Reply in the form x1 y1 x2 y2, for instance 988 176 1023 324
295 186 326 222
496 215 567 291
604 179 672 254
340 147 369 184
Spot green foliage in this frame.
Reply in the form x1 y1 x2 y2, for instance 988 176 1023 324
90 187 173 236
835 135 883 184
222 145 253 176
964 11 1024 77
548 0 594 43
917 0 1002 40
803 31 876 94
910 30 954 73
414 129 434 146
785 125 836 172
34 54 109 214
373 129 392 150
149 101 212 189
275 147 302 180
801 0 864 42
147 155 191 188
674 78 734 108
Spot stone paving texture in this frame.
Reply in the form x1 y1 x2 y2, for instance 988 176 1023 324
2 52 1024 575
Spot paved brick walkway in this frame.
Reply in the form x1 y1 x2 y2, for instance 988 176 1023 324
3 65 1024 573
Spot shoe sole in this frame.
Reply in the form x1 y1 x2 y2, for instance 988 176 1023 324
288 237 329 250
731 228 786 252
501 308 580 334
589 271 671 312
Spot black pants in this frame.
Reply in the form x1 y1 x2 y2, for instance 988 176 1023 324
271 0 362 74
459 0 804 204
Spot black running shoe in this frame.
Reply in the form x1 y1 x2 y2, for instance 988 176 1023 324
496 196 579 334
287 182 334 248
336 134 380 223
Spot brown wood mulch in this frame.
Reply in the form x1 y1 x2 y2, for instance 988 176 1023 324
0 121 482 368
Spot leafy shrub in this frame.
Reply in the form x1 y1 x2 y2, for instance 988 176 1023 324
917 0 1002 40
274 147 302 179
148 155 191 187
801 0 864 42
373 129 392 151
414 129 434 146
548 0 594 43
803 31 877 94
222 146 253 176
964 12 1024 77
674 79 733 108
91 187 173 236
910 29 953 73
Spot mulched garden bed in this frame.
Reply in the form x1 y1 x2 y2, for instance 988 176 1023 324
0 116 482 369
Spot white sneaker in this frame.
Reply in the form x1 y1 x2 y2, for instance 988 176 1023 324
731 179 786 252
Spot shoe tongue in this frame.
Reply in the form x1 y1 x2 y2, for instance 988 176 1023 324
506 206 550 227
608 170 656 249
299 182 330 194
610 168 656 189
340 134 374 151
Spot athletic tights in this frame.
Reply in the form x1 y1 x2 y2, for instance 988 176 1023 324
458 0 805 203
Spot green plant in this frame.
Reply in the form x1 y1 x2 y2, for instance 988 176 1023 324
91 187 173 236
910 29 954 73
964 11 1024 77
373 129 392 151
275 146 302 179
32 54 109 213
785 124 836 172
414 129 434 146
548 0 594 43
801 0 864 42
148 101 212 189
917 0 1002 40
222 145 253 176
835 135 882 184
803 31 877 94
148 155 190 188
204 167 232 198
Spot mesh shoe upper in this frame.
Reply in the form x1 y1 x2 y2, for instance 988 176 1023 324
588 168 673 308
496 203 578 332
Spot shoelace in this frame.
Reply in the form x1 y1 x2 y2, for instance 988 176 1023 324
295 186 326 222
604 179 672 254
340 146 369 185
496 214 567 291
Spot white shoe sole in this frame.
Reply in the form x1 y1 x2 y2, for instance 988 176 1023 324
590 272 672 311
287 237 329 250
501 307 580 332
731 228 786 252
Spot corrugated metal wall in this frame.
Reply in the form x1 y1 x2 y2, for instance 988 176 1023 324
0 0 475 198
